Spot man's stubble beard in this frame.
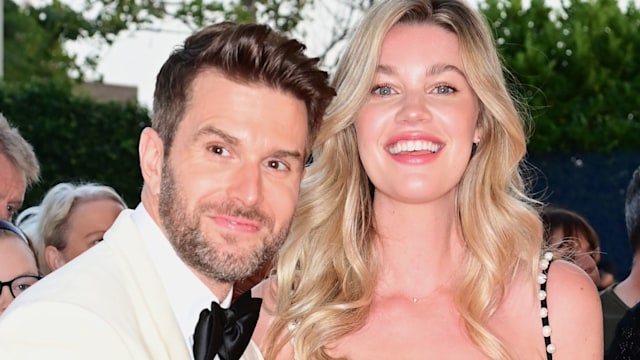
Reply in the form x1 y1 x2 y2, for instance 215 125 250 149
158 159 290 283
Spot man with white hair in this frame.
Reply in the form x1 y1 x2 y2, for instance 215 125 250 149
0 114 40 221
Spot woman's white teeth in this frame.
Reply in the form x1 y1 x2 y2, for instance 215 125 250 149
388 140 441 155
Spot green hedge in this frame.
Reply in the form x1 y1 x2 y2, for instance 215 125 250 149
482 0 640 154
0 79 150 208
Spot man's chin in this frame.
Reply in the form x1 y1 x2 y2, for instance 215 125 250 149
197 251 266 283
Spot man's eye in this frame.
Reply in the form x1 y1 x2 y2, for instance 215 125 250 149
7 205 18 220
267 160 288 171
209 146 230 156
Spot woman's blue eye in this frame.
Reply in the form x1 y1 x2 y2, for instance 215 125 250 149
434 85 455 94
372 85 394 96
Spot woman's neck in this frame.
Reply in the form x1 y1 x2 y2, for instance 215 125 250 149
372 193 465 298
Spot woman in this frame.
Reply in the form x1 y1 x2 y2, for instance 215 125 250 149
251 0 602 359
17 182 126 275
0 220 40 315
542 206 602 285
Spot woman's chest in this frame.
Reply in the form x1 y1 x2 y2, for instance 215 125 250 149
328 289 547 359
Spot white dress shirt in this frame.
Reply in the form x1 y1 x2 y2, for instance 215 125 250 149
131 204 232 359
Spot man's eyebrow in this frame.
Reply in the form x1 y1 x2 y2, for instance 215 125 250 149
193 125 238 145
271 149 303 160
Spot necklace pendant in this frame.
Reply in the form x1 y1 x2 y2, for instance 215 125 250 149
412 297 418 303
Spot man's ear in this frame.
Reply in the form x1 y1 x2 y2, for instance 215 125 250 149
139 127 164 196
44 245 66 272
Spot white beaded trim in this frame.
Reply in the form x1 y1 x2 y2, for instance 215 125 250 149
546 344 556 354
539 251 555 357
537 289 547 301
537 273 547 284
540 307 548 318
539 259 550 271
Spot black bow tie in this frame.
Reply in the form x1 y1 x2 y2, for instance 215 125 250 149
192 291 262 360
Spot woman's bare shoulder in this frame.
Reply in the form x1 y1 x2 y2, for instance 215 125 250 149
545 259 603 359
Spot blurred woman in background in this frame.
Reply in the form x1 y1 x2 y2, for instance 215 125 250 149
542 206 602 285
17 182 126 275
0 219 40 315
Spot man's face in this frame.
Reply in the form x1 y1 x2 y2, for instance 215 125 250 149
0 153 26 221
157 70 308 283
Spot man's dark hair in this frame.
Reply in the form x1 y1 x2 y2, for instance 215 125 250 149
625 165 640 253
152 21 335 155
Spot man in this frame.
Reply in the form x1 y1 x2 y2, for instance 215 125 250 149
0 114 40 221
0 22 334 360
601 164 640 350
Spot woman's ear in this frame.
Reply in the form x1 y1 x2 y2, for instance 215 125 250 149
44 245 67 272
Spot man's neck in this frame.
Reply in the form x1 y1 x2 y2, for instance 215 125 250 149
191 269 234 304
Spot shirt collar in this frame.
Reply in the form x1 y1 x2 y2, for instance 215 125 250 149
131 204 232 353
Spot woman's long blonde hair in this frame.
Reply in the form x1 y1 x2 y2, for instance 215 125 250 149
264 1 543 358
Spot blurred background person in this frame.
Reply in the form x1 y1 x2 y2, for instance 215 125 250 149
601 164 640 351
0 114 40 221
0 219 41 315
542 206 602 285
598 256 618 291
605 301 640 360
17 182 127 275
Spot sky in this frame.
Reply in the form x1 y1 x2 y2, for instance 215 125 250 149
73 22 191 109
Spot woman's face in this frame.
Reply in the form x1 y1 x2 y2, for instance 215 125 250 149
53 198 124 267
549 228 600 284
355 24 481 205
0 234 39 314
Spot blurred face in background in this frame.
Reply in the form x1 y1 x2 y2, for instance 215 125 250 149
549 228 600 284
0 153 26 221
0 233 39 314
45 198 124 272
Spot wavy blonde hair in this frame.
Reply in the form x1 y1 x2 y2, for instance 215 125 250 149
264 0 543 359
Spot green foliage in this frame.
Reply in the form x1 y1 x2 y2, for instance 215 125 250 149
480 0 640 154
3 0 80 84
4 0 316 82
64 0 313 34
0 80 150 208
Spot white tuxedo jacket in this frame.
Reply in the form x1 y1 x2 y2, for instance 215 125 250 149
0 209 263 360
